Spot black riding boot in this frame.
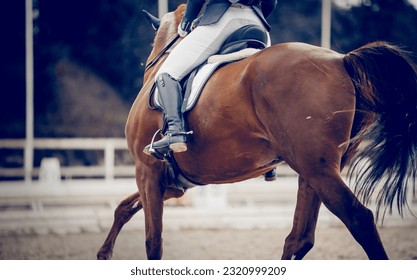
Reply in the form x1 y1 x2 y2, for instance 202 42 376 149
144 73 190 157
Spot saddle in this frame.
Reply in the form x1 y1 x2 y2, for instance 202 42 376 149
150 24 269 113
149 25 271 190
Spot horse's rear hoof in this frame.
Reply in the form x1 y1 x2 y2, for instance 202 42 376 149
97 254 109 260
97 249 112 260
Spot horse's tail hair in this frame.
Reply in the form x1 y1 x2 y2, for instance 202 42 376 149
343 41 417 219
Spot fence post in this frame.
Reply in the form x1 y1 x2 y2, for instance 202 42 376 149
158 0 168 18
24 0 34 184
321 0 332 49
105 141 115 181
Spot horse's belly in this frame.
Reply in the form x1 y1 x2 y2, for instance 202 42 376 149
175 139 279 184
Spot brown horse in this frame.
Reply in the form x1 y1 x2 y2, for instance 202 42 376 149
97 4 417 260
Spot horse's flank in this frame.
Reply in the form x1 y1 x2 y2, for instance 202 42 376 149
156 43 353 184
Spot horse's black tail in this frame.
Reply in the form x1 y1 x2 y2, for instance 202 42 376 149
343 41 417 219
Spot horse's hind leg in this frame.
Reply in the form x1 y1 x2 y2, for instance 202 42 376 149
97 192 142 260
308 172 388 259
282 176 321 260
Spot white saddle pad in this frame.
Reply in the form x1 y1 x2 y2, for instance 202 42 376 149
153 48 261 112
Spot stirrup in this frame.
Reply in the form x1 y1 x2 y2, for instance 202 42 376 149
143 129 165 159
144 129 193 160
147 129 163 155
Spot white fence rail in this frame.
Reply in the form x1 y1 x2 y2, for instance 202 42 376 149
0 138 134 181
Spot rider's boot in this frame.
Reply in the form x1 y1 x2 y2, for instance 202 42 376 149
263 168 277 181
143 73 190 157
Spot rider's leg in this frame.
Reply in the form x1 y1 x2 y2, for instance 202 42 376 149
145 5 266 156
144 73 189 155
155 5 266 81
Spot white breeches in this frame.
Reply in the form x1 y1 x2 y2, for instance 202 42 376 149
156 4 267 81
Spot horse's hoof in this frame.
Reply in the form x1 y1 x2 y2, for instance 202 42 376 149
96 253 111 260
97 246 113 260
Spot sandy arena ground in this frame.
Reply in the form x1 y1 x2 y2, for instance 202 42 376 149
1 177 416 260
1 224 417 260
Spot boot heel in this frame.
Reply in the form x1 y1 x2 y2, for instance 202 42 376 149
170 142 188 153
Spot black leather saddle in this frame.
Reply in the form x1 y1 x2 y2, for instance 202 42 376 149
218 24 268 55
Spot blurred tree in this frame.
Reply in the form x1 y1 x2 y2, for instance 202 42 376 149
32 0 158 137
35 0 154 104
2 0 417 139
333 0 417 53
0 1 26 137
270 0 322 45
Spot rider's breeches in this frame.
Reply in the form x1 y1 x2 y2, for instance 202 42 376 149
155 4 267 82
